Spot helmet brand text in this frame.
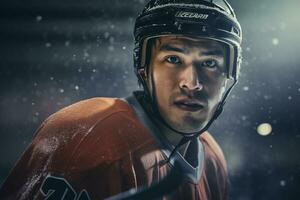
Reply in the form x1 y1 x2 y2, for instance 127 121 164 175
175 11 209 19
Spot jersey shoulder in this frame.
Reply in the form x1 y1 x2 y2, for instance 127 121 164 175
33 97 131 145
0 98 154 199
45 97 130 126
30 97 154 172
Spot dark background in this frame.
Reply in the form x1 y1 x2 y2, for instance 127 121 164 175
0 0 299 199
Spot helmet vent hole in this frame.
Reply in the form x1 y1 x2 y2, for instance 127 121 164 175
232 27 239 35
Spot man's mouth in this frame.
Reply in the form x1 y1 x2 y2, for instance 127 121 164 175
174 99 205 112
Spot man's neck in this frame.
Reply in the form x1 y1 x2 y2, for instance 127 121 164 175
156 121 191 156
134 91 191 156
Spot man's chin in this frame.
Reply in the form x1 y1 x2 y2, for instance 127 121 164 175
170 120 207 135
160 110 208 134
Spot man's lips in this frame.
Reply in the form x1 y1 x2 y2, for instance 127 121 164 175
173 98 205 112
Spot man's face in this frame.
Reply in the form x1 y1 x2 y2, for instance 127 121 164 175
147 36 228 133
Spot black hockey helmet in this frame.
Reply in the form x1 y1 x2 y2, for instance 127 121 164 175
134 0 242 85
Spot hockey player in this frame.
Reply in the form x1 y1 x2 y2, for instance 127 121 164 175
0 0 242 199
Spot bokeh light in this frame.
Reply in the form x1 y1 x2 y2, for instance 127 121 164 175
257 123 272 136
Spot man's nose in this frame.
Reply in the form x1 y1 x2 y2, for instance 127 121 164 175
179 65 203 92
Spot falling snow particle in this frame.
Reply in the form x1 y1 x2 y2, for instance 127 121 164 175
263 95 272 100
50 77 54 81
280 180 286 187
59 88 64 93
243 86 249 91
45 42 51 48
72 54 77 61
32 117 38 123
65 41 70 47
36 15 42 22
122 46 126 50
75 85 79 90
288 96 292 100
272 38 279 46
83 51 89 59
104 32 110 39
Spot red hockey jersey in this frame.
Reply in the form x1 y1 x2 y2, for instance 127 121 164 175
0 94 228 200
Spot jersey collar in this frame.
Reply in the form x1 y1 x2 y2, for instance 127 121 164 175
123 91 204 184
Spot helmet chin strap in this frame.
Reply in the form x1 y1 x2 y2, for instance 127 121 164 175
138 69 237 164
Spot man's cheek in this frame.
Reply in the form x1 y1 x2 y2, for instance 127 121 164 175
207 81 224 98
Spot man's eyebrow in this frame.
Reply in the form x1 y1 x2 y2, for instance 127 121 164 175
159 44 224 56
159 44 187 54
201 50 224 56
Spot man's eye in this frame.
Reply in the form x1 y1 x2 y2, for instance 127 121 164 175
166 56 181 64
202 60 218 68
